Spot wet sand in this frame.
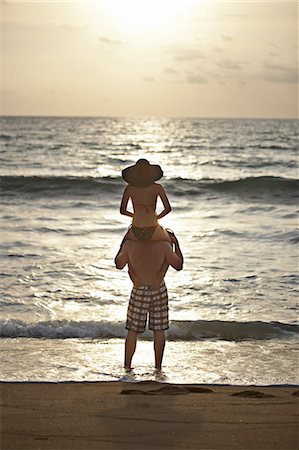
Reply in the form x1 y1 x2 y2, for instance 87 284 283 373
1 381 298 449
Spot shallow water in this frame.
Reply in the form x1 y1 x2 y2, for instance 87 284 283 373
0 116 298 383
1 338 298 385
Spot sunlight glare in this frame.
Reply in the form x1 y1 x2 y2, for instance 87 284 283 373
95 0 197 38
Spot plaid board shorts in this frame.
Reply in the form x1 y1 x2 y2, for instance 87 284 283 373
126 282 169 333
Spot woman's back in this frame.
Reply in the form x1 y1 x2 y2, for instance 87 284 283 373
129 183 160 227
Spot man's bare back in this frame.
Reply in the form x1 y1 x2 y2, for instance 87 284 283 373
115 239 182 289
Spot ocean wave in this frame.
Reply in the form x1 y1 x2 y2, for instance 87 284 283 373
199 158 298 169
0 134 12 141
0 175 122 197
257 144 294 150
208 176 298 193
270 230 299 244
0 319 298 341
0 175 298 199
168 176 299 201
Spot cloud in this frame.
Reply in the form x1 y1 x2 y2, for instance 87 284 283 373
186 74 207 84
174 49 206 62
261 61 298 83
142 76 155 82
263 61 296 72
174 50 206 62
165 45 206 63
263 71 298 83
213 46 224 53
221 35 233 42
217 59 245 70
163 67 179 75
98 36 122 45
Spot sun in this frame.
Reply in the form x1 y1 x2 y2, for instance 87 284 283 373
87 0 197 39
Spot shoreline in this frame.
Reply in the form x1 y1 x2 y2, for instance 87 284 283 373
1 381 298 450
1 380 299 386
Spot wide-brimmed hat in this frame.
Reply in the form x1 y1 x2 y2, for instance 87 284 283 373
122 159 163 188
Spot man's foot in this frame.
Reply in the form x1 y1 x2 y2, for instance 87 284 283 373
154 368 167 381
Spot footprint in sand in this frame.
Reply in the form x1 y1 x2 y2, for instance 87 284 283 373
120 389 154 395
120 386 188 395
120 385 214 395
149 386 190 395
231 390 275 398
185 386 214 394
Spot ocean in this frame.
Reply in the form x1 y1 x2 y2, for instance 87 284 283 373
0 116 298 385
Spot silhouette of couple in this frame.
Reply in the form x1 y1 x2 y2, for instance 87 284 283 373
115 159 183 371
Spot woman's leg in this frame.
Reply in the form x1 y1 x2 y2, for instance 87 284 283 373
119 226 137 247
151 225 171 243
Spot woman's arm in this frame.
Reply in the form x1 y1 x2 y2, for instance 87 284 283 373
120 186 134 218
156 184 171 219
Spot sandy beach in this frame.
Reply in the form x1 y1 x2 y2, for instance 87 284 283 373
1 381 298 450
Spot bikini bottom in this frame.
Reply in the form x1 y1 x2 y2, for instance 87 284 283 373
132 226 157 241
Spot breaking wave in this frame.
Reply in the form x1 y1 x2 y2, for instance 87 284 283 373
1 319 298 341
0 175 122 197
1 175 298 199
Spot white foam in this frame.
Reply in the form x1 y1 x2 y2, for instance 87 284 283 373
1 319 298 341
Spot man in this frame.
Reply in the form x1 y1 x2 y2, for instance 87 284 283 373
115 230 183 371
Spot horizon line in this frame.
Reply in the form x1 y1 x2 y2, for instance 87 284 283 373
0 114 298 120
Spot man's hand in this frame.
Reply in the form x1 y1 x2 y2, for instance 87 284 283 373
115 241 129 269
166 228 178 246
165 228 183 270
120 228 130 248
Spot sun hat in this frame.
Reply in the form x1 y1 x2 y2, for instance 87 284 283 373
122 159 163 188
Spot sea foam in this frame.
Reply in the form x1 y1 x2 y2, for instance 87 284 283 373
1 319 298 341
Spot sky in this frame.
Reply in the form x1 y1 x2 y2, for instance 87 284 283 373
1 0 298 118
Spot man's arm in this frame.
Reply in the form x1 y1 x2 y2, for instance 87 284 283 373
114 242 129 269
164 232 183 271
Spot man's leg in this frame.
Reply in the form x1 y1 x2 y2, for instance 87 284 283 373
153 330 165 370
124 330 138 370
